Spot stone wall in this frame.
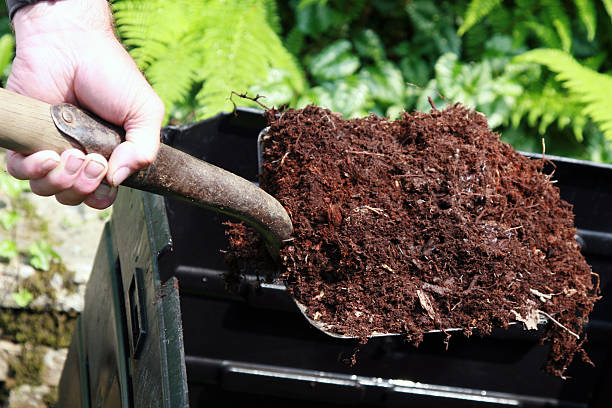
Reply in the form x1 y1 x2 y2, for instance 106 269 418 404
0 168 107 408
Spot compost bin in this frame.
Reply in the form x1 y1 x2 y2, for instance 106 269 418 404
58 108 612 407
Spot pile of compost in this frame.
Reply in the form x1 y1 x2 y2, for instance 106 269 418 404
225 103 599 377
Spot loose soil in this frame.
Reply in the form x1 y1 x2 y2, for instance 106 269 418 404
225 103 599 377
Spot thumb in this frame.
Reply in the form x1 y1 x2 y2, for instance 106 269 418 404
107 96 165 186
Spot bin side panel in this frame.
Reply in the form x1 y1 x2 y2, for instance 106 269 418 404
58 317 87 407
112 188 188 407
81 223 130 407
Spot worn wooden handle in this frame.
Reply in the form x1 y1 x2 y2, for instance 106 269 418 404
0 87 75 154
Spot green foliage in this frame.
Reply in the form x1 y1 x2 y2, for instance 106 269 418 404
0 33 14 82
28 240 60 272
576 0 597 40
511 79 587 140
459 0 612 53
12 288 33 308
417 36 528 128
458 0 502 35
0 210 20 230
517 49 612 141
107 0 612 162
112 0 304 122
0 239 18 260
0 171 29 200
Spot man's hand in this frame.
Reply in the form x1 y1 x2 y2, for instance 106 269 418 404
6 0 164 209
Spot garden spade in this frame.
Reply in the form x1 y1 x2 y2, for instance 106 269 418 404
0 88 541 341
0 87 292 261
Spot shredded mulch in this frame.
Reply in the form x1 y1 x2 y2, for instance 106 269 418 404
225 103 599 377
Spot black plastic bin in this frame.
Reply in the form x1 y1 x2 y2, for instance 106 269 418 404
58 109 612 407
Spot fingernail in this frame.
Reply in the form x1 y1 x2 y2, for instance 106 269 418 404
65 154 84 175
111 167 131 186
94 184 117 199
84 159 106 179
41 158 60 172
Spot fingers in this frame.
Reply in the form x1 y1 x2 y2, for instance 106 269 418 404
107 96 164 186
14 149 115 208
6 150 61 180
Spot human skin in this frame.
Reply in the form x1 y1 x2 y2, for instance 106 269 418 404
5 0 164 209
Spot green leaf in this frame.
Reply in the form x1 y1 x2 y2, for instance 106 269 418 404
353 29 385 64
386 105 404 120
249 69 296 107
12 288 33 308
358 62 404 105
0 171 29 199
575 0 596 41
296 86 334 110
542 0 572 52
324 76 369 118
298 0 326 8
28 240 60 272
0 239 18 259
399 56 431 89
603 0 612 21
0 33 14 79
308 40 360 81
295 1 340 35
458 0 502 36
0 210 20 230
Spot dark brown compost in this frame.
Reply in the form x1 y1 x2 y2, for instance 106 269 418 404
225 103 599 377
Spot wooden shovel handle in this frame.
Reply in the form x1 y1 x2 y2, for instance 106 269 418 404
0 87 75 154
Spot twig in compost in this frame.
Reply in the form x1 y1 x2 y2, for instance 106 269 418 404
345 150 387 157
537 310 580 340
591 272 600 293
229 90 271 113
406 82 450 105
428 96 437 111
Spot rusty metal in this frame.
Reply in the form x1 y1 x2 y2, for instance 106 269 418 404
51 103 292 258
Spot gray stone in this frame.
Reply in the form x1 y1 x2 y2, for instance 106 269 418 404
49 273 63 292
17 265 35 280
41 348 68 387
0 277 20 309
54 287 84 313
7 384 50 408
0 340 22 382
29 294 52 310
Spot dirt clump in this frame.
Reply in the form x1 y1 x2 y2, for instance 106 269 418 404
225 103 599 377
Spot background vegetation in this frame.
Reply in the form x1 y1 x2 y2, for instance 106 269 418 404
1 0 611 162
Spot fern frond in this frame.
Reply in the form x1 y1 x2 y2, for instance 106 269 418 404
541 0 572 51
113 0 304 122
458 0 502 35
195 0 305 118
575 0 597 41
602 0 612 21
262 0 281 34
512 79 587 140
519 21 562 49
517 49 612 140
112 0 206 69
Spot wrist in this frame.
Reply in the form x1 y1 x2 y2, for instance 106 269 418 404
13 0 113 40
